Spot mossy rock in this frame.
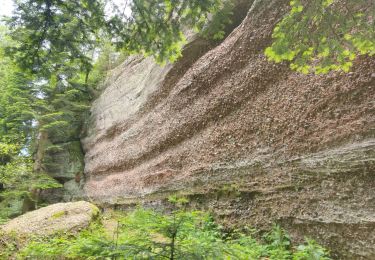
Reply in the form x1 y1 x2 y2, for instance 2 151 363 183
0 201 99 236
43 141 84 180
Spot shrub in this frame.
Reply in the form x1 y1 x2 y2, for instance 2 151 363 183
15 205 331 260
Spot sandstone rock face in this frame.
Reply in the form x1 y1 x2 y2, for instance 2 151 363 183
82 0 375 258
1 201 99 236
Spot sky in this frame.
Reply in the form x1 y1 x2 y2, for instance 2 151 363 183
0 0 14 18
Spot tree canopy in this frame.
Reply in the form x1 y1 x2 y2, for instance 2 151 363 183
5 0 230 72
265 0 374 74
0 26 62 220
4 0 374 74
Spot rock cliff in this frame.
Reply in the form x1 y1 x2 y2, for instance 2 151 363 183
82 0 375 258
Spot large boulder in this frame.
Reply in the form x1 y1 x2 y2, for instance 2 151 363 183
1 201 99 236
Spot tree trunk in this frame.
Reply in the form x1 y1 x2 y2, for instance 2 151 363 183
33 130 48 173
170 232 176 260
22 130 49 212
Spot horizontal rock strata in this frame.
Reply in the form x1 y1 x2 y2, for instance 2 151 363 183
82 0 375 258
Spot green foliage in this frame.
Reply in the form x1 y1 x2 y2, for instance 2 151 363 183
200 0 235 41
6 0 232 67
265 0 374 74
0 26 63 221
87 41 128 90
2 28 112 218
11 206 331 260
5 0 105 74
0 143 17 165
0 157 62 221
0 23 118 223
112 209 222 258
294 239 331 260
108 0 232 63
0 27 35 147
263 224 292 259
217 183 241 197
0 230 20 259
8 0 373 75
168 194 189 206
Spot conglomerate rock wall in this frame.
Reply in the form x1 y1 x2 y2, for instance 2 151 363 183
82 0 375 258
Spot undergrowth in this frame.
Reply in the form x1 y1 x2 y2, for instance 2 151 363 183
1 199 331 260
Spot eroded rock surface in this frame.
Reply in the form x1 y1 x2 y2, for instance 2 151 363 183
82 0 375 258
1 201 99 236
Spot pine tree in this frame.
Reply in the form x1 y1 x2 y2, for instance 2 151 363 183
265 0 375 74
5 0 229 68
